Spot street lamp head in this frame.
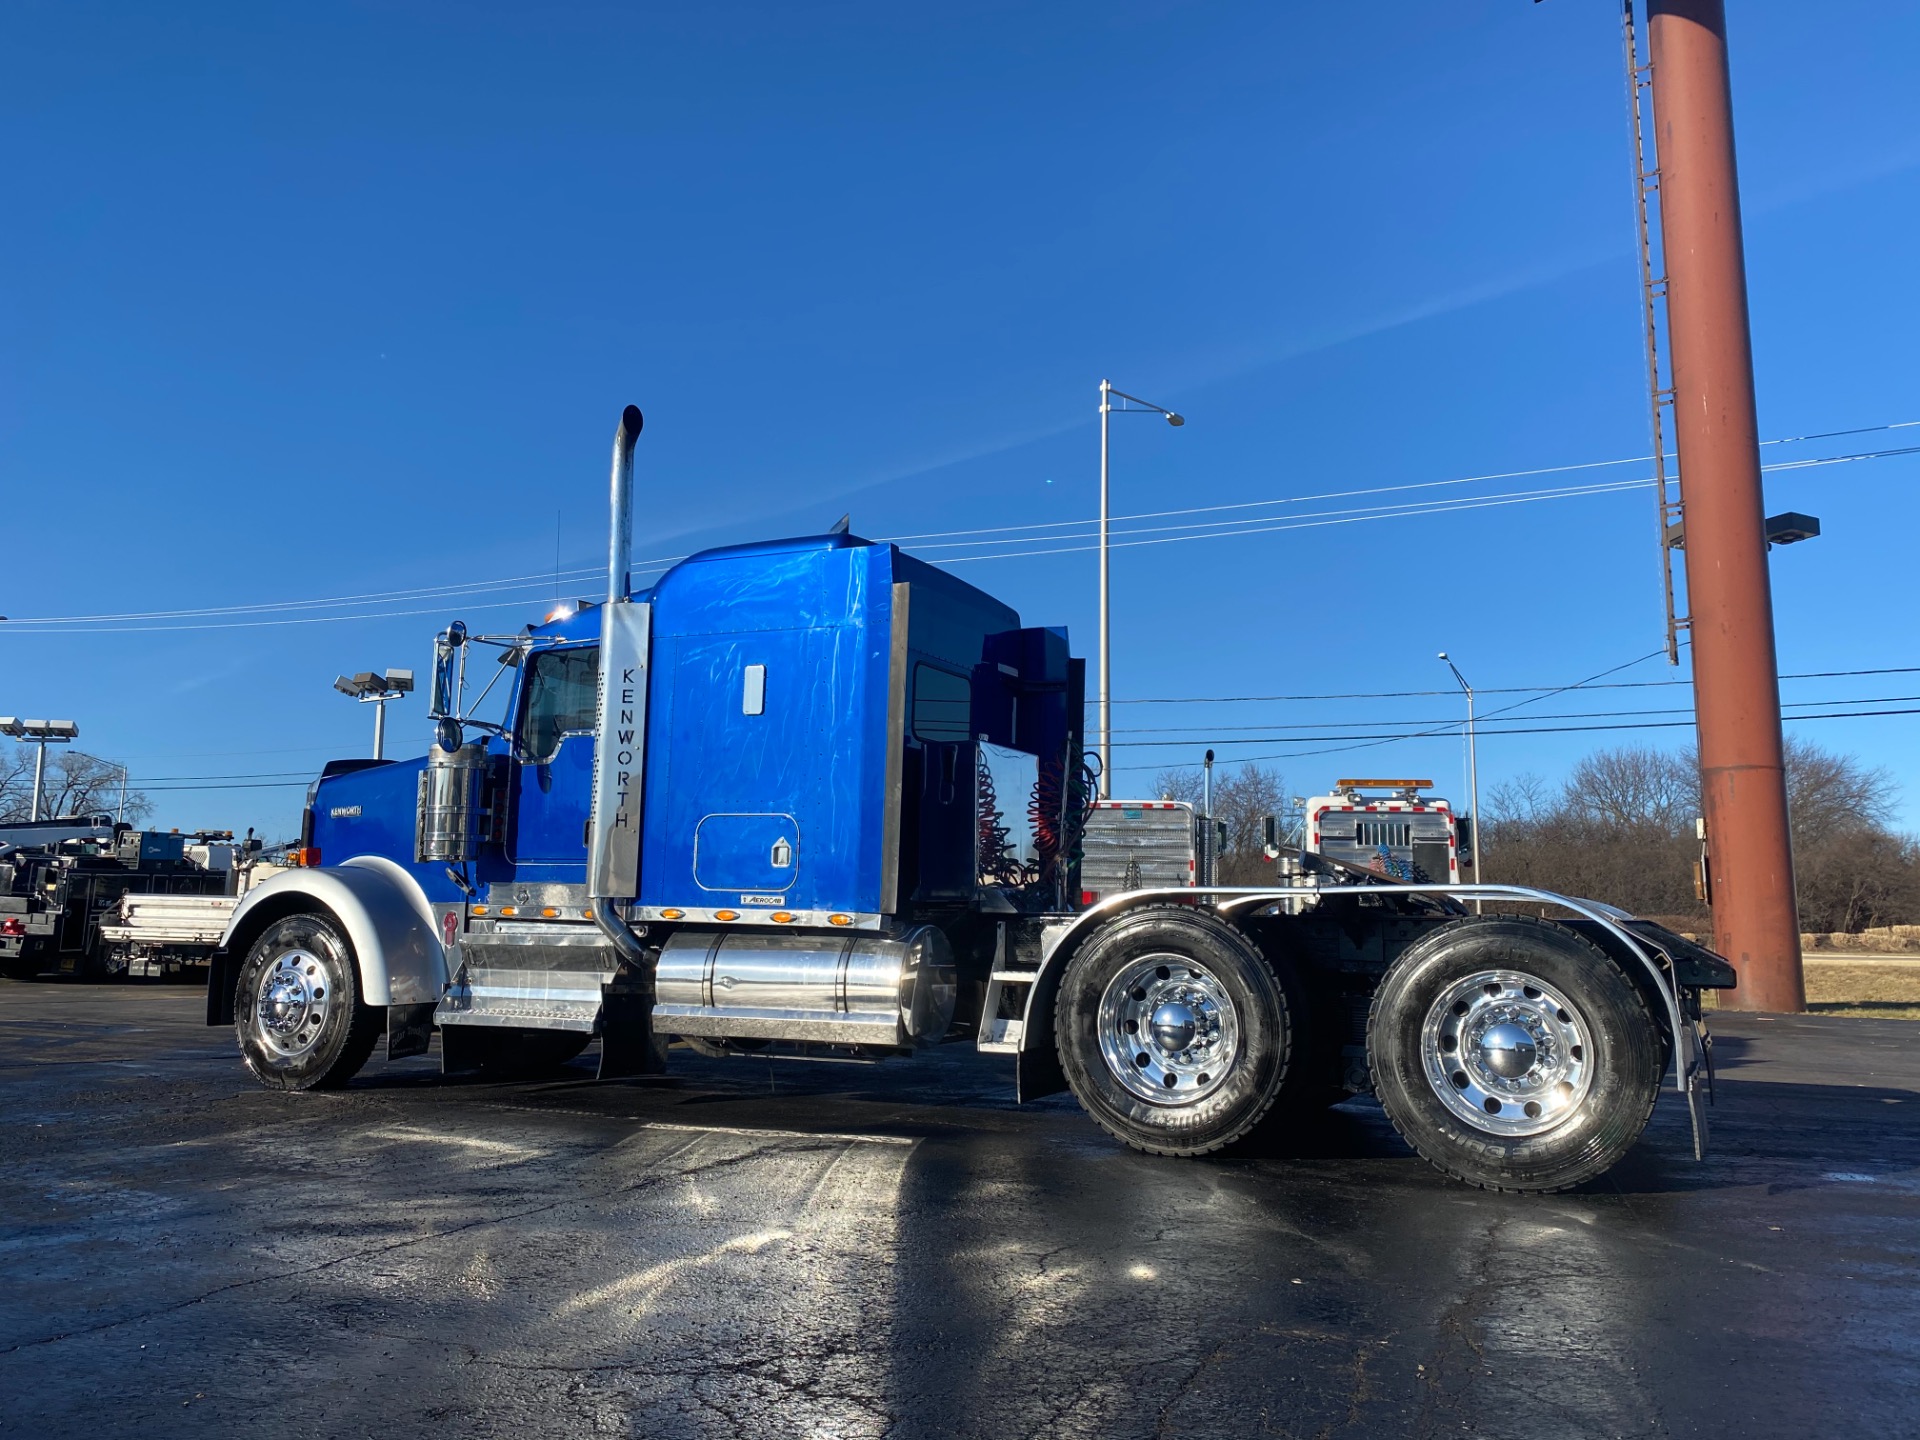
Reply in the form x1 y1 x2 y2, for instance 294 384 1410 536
0 717 78 741
1165 413 1185 427
1437 651 1449 661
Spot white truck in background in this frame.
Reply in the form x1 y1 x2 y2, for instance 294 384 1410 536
98 841 286 979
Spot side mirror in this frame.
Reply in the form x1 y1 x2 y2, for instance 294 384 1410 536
1262 814 1280 860
435 718 463 753
430 624 467 719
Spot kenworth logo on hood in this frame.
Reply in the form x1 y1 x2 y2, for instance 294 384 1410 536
330 806 363 819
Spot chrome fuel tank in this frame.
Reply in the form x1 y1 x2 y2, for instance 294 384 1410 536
654 926 956 1047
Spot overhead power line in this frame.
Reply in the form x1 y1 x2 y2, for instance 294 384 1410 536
4 422 1913 633
1109 691 1920 735
1109 694 1920 747
1100 664 1920 706
1113 703 1920 775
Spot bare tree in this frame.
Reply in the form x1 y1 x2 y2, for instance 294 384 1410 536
1485 739 1920 932
0 750 152 825
1563 746 1696 833
0 750 33 823
1149 762 1288 884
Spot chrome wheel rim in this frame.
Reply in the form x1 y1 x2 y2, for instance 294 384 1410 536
1098 953 1240 1105
253 948 333 1059
1421 969 1592 1137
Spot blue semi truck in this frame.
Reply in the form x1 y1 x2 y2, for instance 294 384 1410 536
208 406 1734 1192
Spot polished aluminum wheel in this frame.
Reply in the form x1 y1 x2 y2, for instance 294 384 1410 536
253 948 334 1060
1097 953 1240 1104
1420 969 1592 1137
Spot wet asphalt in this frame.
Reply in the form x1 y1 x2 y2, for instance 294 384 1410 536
0 982 1915 1439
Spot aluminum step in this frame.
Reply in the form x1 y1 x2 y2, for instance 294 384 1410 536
436 924 617 1033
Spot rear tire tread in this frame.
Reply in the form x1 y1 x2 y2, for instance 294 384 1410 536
1366 913 1662 1193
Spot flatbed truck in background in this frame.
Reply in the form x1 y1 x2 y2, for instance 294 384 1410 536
1 822 255 981
207 406 1733 1192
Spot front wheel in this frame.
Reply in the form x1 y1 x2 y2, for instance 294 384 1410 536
235 913 382 1091
1055 907 1299 1156
1368 916 1663 1193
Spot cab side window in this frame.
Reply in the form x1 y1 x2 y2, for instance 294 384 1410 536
912 664 972 743
517 646 599 762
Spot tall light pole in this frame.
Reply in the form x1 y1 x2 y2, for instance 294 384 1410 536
1098 379 1184 797
333 670 415 760
0 718 80 823
1437 655 1482 914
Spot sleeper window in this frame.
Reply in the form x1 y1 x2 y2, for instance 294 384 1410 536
912 665 972 743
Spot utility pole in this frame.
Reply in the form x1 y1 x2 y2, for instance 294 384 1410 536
1647 0 1803 1010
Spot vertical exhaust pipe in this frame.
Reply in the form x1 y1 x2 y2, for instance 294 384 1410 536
608 404 643 603
591 404 648 966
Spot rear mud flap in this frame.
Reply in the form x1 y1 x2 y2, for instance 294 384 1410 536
599 988 669 1079
386 1003 435 1060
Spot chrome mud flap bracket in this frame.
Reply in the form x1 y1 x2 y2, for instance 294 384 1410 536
1682 1014 1712 1161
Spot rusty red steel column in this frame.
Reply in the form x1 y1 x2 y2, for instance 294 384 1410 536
1648 0 1804 1011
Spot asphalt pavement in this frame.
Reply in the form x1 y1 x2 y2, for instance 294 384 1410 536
1 981 1916 1439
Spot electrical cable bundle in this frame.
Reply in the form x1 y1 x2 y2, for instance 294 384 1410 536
976 748 1035 887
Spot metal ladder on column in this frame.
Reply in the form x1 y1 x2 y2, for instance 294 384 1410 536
1624 0 1688 665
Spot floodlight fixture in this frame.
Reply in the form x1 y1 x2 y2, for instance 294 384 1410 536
335 668 413 758
1764 512 1820 546
0 716 80 821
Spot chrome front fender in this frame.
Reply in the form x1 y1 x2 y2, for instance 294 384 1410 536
219 859 448 1008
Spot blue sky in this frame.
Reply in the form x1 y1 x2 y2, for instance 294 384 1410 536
2 0 1916 840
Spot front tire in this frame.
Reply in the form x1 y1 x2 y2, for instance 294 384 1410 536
235 913 382 1091
1368 916 1663 1193
1055 906 1299 1156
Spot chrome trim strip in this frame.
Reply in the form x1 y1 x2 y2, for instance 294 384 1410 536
879 580 909 915
631 906 887 932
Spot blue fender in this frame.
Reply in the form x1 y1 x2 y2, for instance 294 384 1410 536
217 857 447 1011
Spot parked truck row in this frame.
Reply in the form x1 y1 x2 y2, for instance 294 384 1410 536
204 406 1733 1193
1 818 279 980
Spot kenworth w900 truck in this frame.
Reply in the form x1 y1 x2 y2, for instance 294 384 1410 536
207 406 1733 1192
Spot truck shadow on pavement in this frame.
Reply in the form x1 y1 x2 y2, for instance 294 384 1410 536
352 1036 1920 1203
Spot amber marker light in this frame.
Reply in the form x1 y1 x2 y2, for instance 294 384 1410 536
714 910 740 922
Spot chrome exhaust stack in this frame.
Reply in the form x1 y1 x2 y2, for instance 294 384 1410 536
607 404 641 602
589 405 649 966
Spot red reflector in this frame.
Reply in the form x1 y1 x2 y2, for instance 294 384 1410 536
292 847 321 867
0 917 23 937
1081 891 1099 905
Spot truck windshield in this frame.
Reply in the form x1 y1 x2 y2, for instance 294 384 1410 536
517 646 600 762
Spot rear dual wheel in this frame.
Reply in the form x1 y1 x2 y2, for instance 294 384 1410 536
1055 907 1307 1156
1367 916 1664 1193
